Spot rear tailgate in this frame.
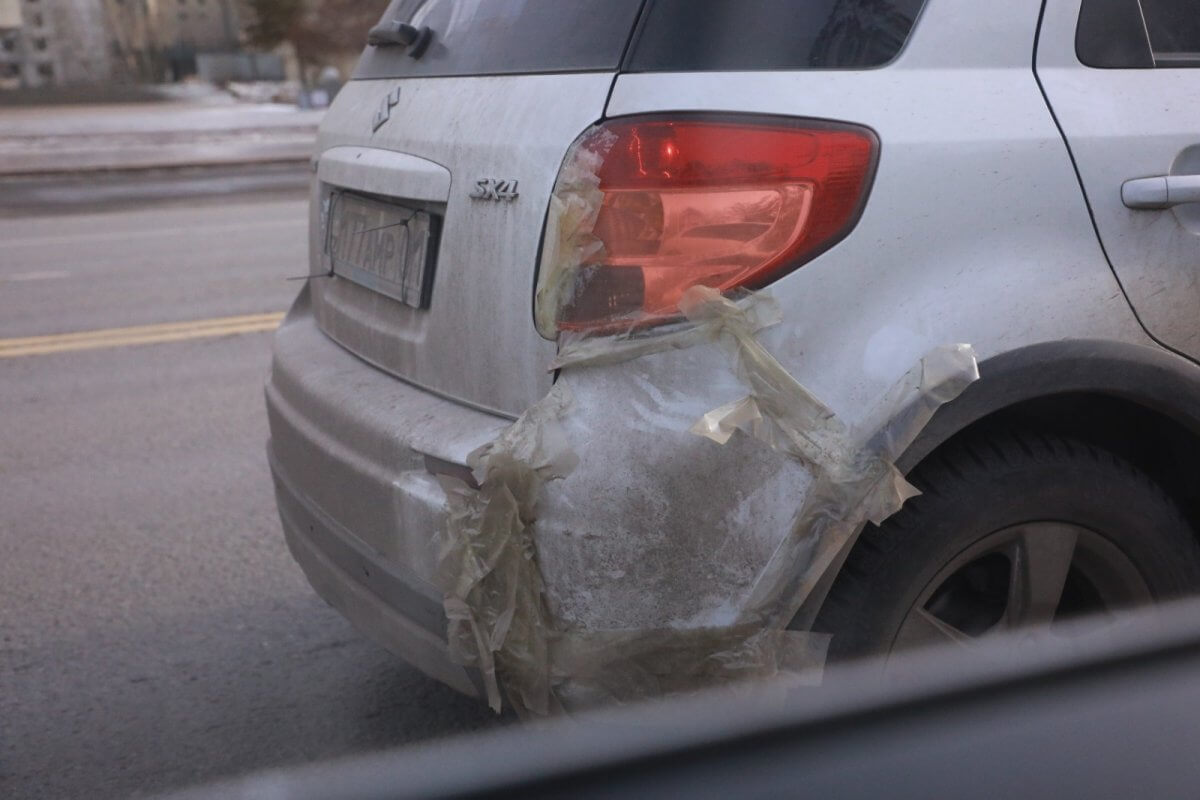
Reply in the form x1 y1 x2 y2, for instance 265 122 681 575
309 0 644 416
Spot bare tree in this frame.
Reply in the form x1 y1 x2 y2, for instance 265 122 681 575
244 0 389 82
243 0 304 50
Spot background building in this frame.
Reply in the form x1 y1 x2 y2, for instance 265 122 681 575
0 0 20 27
1 0 113 88
105 0 163 84
155 0 243 80
0 0 246 89
0 0 383 91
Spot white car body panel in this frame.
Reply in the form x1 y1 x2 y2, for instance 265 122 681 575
1037 0 1200 359
309 73 616 417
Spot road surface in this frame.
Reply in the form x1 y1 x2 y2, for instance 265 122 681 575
0 177 503 800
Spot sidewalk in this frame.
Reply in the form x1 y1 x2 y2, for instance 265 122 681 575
0 102 323 177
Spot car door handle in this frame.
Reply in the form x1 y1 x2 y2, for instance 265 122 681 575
1122 175 1200 209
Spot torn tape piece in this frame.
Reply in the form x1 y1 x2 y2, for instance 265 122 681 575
550 627 831 708
721 341 981 627
677 286 860 471
689 395 765 446
550 289 783 372
534 132 614 339
866 342 981 465
435 384 577 716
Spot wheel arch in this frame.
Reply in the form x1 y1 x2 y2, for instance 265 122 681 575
897 339 1200 475
794 339 1200 629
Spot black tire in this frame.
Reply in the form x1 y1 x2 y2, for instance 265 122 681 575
815 428 1200 662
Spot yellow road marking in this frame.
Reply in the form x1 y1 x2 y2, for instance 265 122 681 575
0 312 286 358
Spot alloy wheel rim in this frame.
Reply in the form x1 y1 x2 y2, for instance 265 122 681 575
891 521 1151 656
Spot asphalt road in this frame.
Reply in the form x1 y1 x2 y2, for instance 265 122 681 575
0 177 503 800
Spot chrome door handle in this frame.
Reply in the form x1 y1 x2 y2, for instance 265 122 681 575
1122 175 1200 209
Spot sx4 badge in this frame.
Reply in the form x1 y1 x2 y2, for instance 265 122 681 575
470 179 519 202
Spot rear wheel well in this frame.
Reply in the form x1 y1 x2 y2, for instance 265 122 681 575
794 373 1200 633
813 416 1200 660
927 392 1200 540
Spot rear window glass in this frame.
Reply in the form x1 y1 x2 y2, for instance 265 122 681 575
355 0 646 80
1142 0 1200 67
1076 0 1155 68
625 0 929 72
1076 0 1200 69
356 0 930 80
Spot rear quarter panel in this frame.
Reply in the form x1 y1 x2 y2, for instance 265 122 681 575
536 0 1156 633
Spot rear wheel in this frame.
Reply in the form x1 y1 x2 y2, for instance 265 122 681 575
815 429 1200 662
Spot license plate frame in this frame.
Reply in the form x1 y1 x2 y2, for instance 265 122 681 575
325 191 440 309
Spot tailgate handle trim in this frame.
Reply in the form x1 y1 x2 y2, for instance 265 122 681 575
317 146 452 204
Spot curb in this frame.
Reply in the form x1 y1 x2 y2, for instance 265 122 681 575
0 131 317 178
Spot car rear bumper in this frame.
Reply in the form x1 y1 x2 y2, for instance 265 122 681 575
271 459 481 696
266 286 842 703
265 288 508 697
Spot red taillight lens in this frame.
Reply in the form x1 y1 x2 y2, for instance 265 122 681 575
535 116 877 338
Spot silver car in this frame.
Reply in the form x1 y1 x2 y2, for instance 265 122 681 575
266 0 1200 712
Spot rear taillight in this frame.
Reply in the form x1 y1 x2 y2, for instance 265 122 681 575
535 116 878 338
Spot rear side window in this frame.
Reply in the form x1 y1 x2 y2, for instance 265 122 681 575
1077 0 1200 68
1142 0 1200 66
625 0 929 72
355 0 645 80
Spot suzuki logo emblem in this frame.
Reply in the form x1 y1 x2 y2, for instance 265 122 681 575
371 87 401 132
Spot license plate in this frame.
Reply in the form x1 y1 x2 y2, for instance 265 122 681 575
326 192 437 308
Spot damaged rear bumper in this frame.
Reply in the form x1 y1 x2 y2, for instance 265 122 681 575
270 458 481 697
265 289 508 698
265 288 978 715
